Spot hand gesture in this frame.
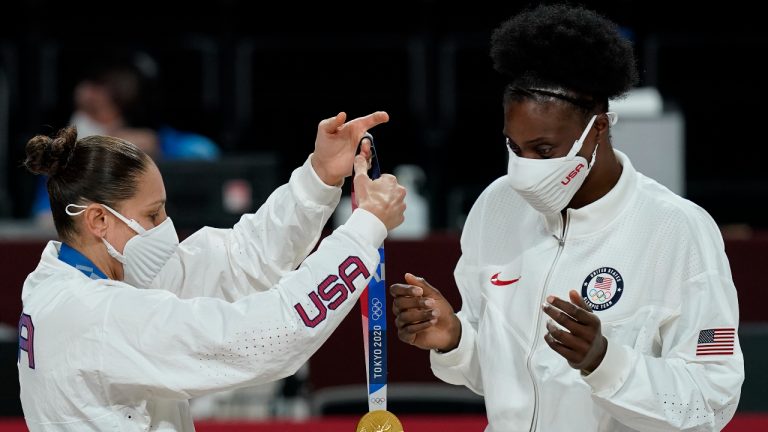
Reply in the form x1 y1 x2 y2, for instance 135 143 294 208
390 273 461 352
542 290 607 373
352 154 406 230
311 111 389 186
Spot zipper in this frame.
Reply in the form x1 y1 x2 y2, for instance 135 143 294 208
526 211 570 432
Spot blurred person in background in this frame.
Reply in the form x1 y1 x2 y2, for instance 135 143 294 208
391 5 743 431
32 61 219 226
18 111 405 431
69 63 161 157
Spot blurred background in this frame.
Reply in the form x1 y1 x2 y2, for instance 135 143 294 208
0 1 766 431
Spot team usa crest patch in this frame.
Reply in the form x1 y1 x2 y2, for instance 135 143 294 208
581 267 623 311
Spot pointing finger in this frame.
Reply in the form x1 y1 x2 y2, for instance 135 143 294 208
345 111 389 131
353 155 371 182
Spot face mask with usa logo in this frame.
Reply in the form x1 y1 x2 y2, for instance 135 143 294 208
506 112 617 214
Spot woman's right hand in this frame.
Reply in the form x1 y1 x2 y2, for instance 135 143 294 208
390 273 461 352
352 155 406 231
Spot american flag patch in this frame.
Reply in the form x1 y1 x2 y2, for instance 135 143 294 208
696 328 735 356
594 276 613 290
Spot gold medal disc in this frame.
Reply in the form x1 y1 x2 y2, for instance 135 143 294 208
356 410 404 432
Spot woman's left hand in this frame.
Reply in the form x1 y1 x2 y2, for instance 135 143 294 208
542 289 607 373
311 111 389 186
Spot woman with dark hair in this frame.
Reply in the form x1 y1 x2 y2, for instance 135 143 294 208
18 111 406 431
391 5 743 431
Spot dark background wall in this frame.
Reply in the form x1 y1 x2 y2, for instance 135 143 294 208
1 0 766 418
1 1 766 230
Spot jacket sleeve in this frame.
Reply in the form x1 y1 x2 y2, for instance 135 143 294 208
429 191 488 396
428 256 485 396
584 216 744 431
93 209 385 401
152 155 342 301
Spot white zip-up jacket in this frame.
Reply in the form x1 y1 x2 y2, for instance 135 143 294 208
431 151 744 432
18 156 387 431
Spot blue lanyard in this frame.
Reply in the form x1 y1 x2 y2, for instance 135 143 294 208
58 243 108 280
351 133 388 412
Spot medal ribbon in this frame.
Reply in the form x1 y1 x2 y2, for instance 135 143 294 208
351 132 387 412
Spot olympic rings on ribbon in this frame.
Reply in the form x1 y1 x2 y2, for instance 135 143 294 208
371 297 383 320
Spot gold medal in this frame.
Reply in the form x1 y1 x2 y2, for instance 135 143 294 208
356 410 404 432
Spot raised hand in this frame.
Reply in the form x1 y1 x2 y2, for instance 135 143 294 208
352 154 406 231
311 111 389 186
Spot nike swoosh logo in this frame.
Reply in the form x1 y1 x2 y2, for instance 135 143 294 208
490 272 521 286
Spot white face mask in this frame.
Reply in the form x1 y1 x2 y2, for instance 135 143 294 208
66 204 179 287
506 112 618 214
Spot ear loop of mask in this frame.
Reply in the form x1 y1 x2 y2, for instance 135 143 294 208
100 205 146 234
565 115 598 159
65 203 124 263
589 112 619 168
566 112 619 168
65 204 146 234
65 204 88 216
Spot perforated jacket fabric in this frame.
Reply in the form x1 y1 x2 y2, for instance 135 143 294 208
431 151 744 432
18 156 387 431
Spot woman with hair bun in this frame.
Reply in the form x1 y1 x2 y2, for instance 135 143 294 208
19 111 406 431
391 5 743 431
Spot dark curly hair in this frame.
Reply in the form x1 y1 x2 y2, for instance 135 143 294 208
490 4 638 112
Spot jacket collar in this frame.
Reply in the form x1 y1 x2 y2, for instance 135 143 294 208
22 242 88 300
543 150 637 239
58 243 109 279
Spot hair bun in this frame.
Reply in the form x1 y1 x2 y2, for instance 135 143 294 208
24 126 78 177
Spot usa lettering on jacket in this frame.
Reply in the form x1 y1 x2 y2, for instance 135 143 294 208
294 256 370 327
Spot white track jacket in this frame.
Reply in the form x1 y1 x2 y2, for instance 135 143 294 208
431 151 744 432
18 157 386 431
